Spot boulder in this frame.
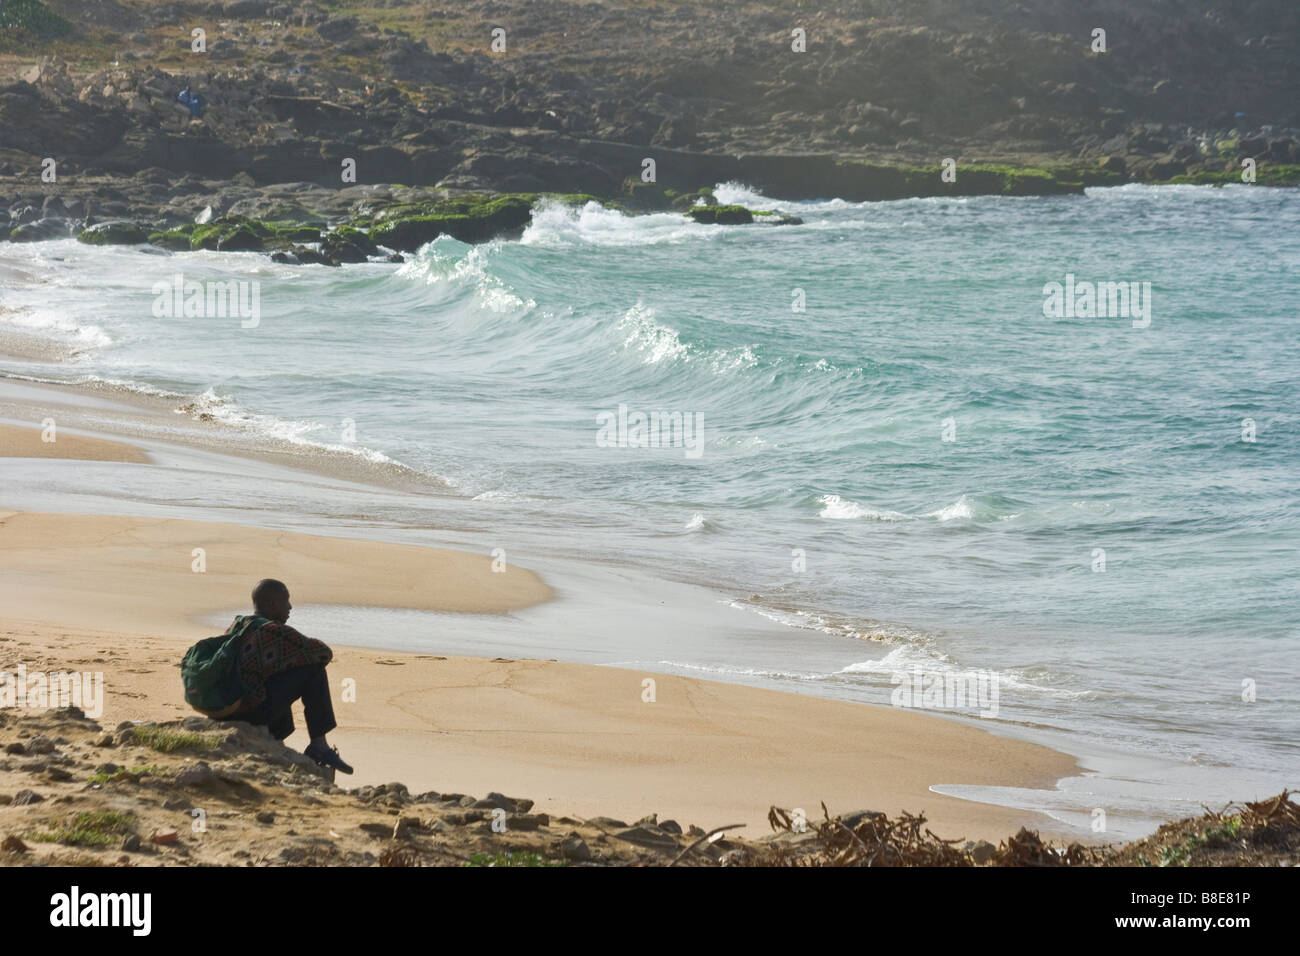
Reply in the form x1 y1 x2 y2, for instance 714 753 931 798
10 217 71 241
688 204 753 225
471 792 518 812
216 224 264 251
613 825 680 851
369 195 534 251
317 17 359 41
321 225 375 262
558 833 591 861
1 835 27 853
505 812 549 831
172 762 216 788
77 220 150 245
148 229 193 251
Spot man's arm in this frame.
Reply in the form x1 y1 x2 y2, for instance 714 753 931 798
264 621 333 666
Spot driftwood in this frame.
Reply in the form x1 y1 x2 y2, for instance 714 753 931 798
668 823 746 867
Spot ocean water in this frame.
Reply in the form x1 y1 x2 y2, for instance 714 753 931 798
2 183 1298 831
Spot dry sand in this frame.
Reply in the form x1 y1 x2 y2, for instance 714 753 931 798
0 499 1082 842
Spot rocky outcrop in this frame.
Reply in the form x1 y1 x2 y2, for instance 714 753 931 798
76 220 150 245
2 0 1297 198
0 1 1295 255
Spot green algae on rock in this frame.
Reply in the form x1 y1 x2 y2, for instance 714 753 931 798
76 221 151 245
368 194 534 251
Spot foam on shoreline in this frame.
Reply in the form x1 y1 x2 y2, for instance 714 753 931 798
0 375 1203 842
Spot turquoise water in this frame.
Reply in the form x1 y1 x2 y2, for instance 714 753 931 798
2 182 1298 821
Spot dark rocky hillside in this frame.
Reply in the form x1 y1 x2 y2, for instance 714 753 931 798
0 0 1296 221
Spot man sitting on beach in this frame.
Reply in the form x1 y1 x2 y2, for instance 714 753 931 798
224 579 353 774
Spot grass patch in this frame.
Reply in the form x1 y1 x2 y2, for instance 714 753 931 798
1203 816 1243 846
125 725 223 753
1156 818 1243 866
0 0 72 51
30 810 135 848
87 764 164 785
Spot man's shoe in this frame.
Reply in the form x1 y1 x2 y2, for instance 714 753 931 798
304 741 354 774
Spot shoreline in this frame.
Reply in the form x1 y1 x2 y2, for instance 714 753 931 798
0 618 1080 843
2 0 1294 876
0 369 450 495
4 175 1297 268
3 331 1286 844
0 373 1247 844
0 398 1093 842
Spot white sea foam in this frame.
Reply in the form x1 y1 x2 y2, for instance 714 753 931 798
925 495 975 521
0 306 113 351
818 493 997 523
627 659 828 682
710 181 787 212
618 302 688 364
709 344 759 372
171 387 399 464
726 600 927 645
472 489 536 503
841 645 1089 700
817 494 908 521
398 242 534 312
520 198 718 246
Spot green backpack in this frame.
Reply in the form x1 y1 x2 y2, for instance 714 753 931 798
180 615 269 718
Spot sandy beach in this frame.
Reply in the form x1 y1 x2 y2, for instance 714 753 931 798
0 405 1084 843
0 422 150 464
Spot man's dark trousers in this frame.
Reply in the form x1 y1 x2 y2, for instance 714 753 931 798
235 664 336 741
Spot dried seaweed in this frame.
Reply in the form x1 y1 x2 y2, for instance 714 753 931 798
756 802 972 866
377 842 420 867
1240 789 1299 830
1106 789 1300 867
751 802 1109 867
988 827 1107 867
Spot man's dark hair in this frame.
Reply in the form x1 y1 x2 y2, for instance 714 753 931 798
252 578 289 611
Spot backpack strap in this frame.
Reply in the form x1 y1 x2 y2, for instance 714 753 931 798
229 614 271 643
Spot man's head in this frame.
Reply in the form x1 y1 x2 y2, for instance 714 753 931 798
252 578 291 624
